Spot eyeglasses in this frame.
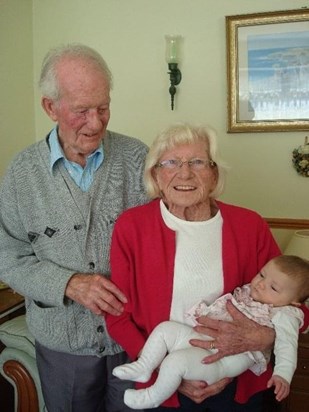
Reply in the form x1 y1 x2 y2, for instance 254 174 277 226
155 159 216 171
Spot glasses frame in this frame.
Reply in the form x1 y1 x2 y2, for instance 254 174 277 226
155 159 216 170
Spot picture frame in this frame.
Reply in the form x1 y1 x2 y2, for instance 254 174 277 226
226 9 309 133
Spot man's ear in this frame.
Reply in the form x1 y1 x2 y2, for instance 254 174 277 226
41 97 58 121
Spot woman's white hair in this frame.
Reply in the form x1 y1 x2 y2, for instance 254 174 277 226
144 123 229 199
39 43 113 100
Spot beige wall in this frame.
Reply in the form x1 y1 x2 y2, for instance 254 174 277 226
0 0 34 177
1 0 308 219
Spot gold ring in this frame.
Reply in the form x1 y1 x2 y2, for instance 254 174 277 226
210 341 216 350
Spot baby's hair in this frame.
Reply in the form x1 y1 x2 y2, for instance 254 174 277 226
273 255 309 303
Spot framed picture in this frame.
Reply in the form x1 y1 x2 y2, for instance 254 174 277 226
226 9 309 132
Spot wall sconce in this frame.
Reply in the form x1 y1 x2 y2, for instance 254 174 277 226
284 230 309 260
165 35 182 110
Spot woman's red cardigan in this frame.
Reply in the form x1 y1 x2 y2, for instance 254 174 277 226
106 199 307 406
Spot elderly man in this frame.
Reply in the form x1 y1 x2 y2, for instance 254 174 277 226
0 43 148 411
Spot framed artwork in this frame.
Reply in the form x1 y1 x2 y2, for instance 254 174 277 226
226 9 309 132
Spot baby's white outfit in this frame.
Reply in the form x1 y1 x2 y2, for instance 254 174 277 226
113 284 303 409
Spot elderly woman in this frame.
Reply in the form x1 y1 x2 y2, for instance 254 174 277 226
106 123 281 411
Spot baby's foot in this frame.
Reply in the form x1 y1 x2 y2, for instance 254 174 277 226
112 362 151 383
124 388 160 409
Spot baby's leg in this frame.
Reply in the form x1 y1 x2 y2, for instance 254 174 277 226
113 321 193 382
183 350 255 385
124 347 198 409
215 353 255 381
123 348 255 409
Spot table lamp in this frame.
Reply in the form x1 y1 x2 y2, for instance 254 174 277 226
284 230 309 260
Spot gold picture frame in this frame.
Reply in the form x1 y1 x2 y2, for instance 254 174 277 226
226 9 309 133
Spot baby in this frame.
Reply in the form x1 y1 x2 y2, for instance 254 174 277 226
113 255 309 409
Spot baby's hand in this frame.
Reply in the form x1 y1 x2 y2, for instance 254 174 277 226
267 374 290 401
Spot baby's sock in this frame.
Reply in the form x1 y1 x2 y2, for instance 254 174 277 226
124 388 160 409
112 360 151 383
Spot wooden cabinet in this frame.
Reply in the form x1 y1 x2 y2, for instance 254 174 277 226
281 333 309 412
0 288 25 323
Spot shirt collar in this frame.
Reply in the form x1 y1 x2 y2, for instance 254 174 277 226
49 126 104 172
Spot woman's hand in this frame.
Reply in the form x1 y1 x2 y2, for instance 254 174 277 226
178 377 232 403
190 300 275 364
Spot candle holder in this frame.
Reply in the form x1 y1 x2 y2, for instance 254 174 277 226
165 35 182 110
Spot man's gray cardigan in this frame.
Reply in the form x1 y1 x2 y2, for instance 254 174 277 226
0 130 148 356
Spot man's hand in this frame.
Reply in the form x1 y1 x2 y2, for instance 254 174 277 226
65 273 127 316
178 377 232 403
190 300 275 363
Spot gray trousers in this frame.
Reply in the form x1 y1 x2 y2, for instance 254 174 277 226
36 341 143 412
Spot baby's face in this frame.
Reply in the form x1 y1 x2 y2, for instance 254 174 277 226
250 260 300 307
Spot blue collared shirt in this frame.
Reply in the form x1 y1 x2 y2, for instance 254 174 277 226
49 127 104 192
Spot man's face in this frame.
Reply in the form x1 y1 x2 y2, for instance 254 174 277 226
42 57 110 165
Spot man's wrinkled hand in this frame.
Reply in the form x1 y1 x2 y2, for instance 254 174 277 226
65 273 127 316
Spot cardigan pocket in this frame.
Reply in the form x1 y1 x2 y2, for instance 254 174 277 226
27 301 72 351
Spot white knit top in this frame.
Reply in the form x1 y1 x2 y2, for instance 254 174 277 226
160 200 224 324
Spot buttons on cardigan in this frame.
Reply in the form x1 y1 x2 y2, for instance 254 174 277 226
89 262 95 270
97 325 105 353
74 224 82 230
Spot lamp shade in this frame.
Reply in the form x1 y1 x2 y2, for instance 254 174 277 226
165 35 182 63
284 230 309 260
